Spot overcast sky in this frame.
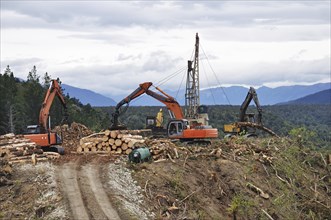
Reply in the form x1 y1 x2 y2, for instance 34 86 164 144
1 1 330 97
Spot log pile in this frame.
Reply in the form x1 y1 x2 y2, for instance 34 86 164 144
0 133 60 165
78 130 146 155
145 139 179 161
53 122 92 149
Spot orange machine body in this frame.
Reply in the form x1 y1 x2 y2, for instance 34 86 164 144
24 132 60 147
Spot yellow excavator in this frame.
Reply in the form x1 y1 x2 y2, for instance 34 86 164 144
224 87 262 137
223 87 278 137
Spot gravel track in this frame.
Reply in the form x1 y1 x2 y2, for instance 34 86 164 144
57 161 120 220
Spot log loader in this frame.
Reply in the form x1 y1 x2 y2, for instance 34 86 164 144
223 87 277 137
110 82 218 141
24 79 68 154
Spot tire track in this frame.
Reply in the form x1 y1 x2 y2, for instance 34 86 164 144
58 162 89 220
57 162 120 220
83 165 121 220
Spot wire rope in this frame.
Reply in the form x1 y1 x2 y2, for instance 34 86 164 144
200 58 217 105
200 42 232 105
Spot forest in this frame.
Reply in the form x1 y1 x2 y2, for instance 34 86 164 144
1 65 330 148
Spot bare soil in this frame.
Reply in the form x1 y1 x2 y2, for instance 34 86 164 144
0 137 330 220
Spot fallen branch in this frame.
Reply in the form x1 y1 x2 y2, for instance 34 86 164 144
154 159 167 163
183 154 189 167
178 188 200 204
261 209 274 220
144 179 150 199
167 153 176 163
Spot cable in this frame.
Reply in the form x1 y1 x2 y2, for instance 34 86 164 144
200 42 232 105
200 58 217 105
156 66 186 87
176 69 186 99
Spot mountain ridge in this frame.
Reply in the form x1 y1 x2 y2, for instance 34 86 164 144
61 82 330 106
280 89 331 104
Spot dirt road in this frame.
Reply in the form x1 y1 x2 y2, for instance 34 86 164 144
57 161 120 220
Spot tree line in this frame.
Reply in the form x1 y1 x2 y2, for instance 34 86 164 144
0 66 110 135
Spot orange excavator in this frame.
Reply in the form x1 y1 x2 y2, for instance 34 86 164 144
110 82 218 141
24 79 68 154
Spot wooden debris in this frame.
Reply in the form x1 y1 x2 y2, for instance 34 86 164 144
53 122 92 149
235 122 279 137
246 182 269 199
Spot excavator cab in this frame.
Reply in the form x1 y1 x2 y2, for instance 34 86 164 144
25 125 41 134
167 119 188 138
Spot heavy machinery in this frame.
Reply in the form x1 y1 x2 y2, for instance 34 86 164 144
224 87 262 137
110 82 218 141
145 109 167 136
24 79 68 153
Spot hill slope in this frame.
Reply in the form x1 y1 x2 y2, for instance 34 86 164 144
284 89 331 104
62 84 116 107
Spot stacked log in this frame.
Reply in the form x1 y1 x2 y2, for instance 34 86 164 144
0 133 60 165
78 130 146 155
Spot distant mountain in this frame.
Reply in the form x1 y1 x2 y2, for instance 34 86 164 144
119 82 331 106
62 84 116 107
282 89 331 104
63 82 330 107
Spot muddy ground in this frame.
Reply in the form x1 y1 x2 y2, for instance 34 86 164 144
0 137 330 219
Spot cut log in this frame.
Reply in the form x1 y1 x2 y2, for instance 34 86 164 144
104 130 110 137
116 148 122 154
115 139 122 147
108 138 115 145
125 149 132 155
121 143 128 151
111 145 117 150
110 131 118 139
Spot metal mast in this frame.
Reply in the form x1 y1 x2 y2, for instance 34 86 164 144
185 33 200 119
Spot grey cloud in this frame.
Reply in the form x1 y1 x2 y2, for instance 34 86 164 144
1 1 329 30
60 33 143 45
117 53 142 61
216 57 331 86
142 51 183 72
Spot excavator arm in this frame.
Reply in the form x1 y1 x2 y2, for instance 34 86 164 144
111 82 184 130
238 87 262 124
39 79 68 133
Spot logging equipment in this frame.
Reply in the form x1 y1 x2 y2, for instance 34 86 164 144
224 87 276 137
110 82 218 141
23 79 68 154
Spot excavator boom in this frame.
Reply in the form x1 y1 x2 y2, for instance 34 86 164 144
111 82 218 140
111 82 183 130
239 87 262 124
39 79 68 133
